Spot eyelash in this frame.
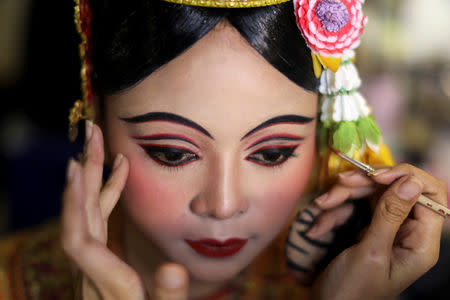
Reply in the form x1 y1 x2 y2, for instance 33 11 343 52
245 145 299 167
140 144 299 169
140 145 200 167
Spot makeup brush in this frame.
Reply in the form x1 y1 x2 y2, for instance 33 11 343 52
332 149 450 218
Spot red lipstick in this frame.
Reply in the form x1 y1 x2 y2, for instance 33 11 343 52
185 238 247 258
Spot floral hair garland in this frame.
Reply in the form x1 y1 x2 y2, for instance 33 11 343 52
293 0 394 188
70 0 394 188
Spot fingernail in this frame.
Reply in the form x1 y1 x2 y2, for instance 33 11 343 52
66 159 76 182
396 177 421 201
85 120 93 142
315 193 328 205
113 154 123 170
368 168 390 177
157 264 186 289
339 170 356 178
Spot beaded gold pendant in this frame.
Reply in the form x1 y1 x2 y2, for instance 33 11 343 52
69 0 94 141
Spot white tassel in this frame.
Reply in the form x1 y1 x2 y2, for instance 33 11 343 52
320 92 372 122
318 50 362 95
342 94 360 121
353 92 372 117
319 50 372 123
320 95 333 122
319 63 361 94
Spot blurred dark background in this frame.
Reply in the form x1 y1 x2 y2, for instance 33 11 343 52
0 0 449 299
0 0 83 232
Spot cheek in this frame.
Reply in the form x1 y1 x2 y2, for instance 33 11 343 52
254 140 315 221
121 155 189 233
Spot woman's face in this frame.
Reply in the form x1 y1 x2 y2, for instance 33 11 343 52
104 24 317 282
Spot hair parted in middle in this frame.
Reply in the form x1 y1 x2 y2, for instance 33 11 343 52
89 0 319 95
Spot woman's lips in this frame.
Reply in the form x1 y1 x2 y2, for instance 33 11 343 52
185 238 248 258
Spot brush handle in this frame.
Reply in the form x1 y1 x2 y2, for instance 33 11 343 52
332 149 449 218
417 194 450 218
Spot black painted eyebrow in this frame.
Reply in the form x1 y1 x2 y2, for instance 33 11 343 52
241 115 314 140
120 112 213 139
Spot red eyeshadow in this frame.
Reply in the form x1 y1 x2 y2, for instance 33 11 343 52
131 133 199 148
246 133 304 150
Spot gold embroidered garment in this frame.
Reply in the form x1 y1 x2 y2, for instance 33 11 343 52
0 218 310 300
0 221 73 300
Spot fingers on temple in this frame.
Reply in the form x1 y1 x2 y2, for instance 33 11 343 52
99 154 129 219
152 263 189 300
62 160 145 298
73 239 146 299
62 159 88 255
82 121 105 210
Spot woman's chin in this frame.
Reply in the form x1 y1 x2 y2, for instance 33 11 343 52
186 262 246 282
162 239 259 282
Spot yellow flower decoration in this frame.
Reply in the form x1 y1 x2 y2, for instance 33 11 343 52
318 143 394 190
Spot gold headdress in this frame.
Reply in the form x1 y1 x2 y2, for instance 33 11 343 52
162 0 289 8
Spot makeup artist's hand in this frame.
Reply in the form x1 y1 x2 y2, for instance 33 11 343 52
61 121 189 300
309 164 447 300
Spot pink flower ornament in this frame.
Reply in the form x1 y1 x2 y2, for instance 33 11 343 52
294 0 368 59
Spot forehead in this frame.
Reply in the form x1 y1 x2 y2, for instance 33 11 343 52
106 23 317 129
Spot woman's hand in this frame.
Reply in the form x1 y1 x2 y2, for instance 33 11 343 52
310 164 447 300
61 121 189 300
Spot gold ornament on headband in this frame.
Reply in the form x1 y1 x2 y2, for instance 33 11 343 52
162 0 290 8
69 0 95 142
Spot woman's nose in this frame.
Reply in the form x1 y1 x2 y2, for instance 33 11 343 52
189 159 248 219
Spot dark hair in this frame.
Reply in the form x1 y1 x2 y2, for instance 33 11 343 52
90 0 318 95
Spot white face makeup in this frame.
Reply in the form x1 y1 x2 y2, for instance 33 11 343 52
104 23 318 282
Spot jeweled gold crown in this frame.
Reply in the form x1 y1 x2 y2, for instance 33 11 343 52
162 0 290 8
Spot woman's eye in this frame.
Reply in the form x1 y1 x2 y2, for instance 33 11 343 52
142 145 199 167
246 146 298 167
